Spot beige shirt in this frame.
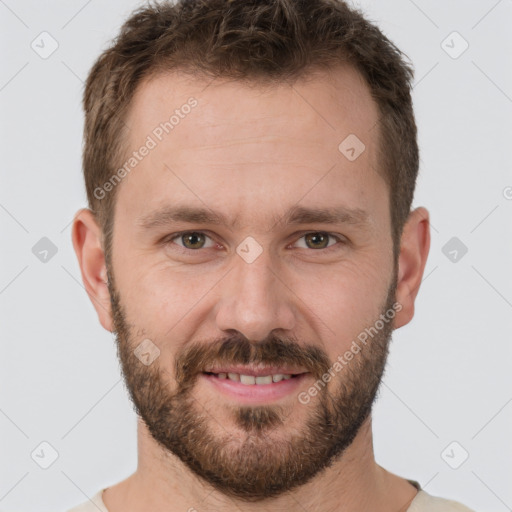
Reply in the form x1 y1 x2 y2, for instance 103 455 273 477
66 480 476 512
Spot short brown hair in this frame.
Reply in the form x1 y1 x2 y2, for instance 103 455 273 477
82 0 418 265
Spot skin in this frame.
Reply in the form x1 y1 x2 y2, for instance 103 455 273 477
72 63 430 512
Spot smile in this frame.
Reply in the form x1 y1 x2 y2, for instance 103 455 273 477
204 371 300 385
201 370 310 403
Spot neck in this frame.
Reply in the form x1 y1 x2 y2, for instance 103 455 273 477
103 415 418 512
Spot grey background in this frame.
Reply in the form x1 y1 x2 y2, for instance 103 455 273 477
1 0 511 511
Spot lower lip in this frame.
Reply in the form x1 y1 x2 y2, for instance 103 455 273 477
201 373 310 404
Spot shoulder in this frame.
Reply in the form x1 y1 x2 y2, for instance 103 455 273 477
407 490 476 512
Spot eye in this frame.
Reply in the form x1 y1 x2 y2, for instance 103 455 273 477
163 230 346 254
166 231 217 250
292 232 345 251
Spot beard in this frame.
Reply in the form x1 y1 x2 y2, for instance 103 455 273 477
107 263 398 502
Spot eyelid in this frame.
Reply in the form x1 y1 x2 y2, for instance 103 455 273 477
290 231 346 250
164 230 219 250
163 230 347 253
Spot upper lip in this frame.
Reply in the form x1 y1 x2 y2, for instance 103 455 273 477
202 365 309 377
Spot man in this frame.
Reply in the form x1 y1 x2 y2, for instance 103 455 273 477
69 0 475 510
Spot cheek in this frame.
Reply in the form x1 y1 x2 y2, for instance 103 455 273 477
298 259 388 347
122 264 219 331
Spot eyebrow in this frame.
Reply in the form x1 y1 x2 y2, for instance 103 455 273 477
136 204 371 232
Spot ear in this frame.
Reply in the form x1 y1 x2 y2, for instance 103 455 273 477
394 207 431 329
71 208 113 332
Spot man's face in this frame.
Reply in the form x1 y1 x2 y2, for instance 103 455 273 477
106 66 397 500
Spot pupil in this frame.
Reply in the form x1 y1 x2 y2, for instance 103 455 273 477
184 232 204 249
306 232 328 249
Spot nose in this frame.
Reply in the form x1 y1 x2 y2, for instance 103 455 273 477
214 247 296 342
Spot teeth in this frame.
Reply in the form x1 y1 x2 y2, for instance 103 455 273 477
211 372 296 385
271 374 292 382
240 374 256 385
255 375 273 385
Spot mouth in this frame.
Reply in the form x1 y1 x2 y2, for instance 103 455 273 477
202 371 303 385
201 366 311 403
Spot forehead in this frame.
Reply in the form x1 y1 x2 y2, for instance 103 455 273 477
126 65 379 146
116 65 385 231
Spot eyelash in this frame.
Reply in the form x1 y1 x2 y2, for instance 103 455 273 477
162 231 347 254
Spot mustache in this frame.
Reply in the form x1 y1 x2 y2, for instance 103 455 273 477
174 333 332 388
